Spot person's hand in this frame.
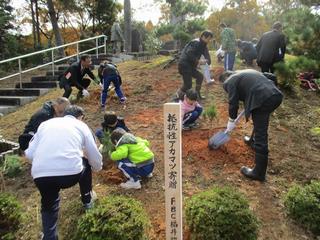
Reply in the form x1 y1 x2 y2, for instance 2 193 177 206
199 59 207 65
82 89 90 97
99 83 103 89
226 118 236 132
98 144 104 153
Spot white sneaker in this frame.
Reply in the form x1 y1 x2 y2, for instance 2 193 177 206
120 180 141 189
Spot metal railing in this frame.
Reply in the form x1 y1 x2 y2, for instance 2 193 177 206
0 35 107 88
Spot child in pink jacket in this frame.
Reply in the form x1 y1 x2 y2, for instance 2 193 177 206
180 89 203 130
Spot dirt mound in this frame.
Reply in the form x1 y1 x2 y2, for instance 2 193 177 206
182 129 253 179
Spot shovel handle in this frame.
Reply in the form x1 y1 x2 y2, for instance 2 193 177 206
224 110 245 134
234 110 245 124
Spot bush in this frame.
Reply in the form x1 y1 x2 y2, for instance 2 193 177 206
274 56 318 92
284 180 320 235
0 193 23 238
76 196 150 240
185 186 259 240
2 155 22 178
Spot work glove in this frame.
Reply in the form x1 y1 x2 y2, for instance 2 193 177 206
99 83 103 90
226 118 236 132
98 144 104 153
82 89 90 97
199 59 207 65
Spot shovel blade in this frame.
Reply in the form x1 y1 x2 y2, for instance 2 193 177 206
208 130 230 149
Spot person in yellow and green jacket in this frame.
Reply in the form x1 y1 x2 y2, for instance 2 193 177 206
110 128 154 189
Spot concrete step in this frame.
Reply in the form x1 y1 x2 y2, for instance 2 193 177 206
0 96 36 106
0 88 49 96
31 75 60 82
46 70 65 76
57 65 69 71
0 105 17 115
15 82 58 89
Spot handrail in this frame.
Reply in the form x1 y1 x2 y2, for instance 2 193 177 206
0 35 107 88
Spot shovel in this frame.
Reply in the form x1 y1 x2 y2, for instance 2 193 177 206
208 110 245 150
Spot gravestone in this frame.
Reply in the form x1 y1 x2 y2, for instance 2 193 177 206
131 29 141 52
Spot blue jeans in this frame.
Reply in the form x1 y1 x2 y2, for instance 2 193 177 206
117 158 154 182
34 159 92 240
224 52 236 71
183 106 203 125
101 74 125 106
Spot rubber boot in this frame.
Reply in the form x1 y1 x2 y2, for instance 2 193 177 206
244 130 255 149
195 85 205 100
240 153 268 181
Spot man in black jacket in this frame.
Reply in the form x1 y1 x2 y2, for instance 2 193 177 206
176 30 213 100
60 54 96 98
236 39 257 66
219 69 283 181
256 21 286 73
18 97 70 151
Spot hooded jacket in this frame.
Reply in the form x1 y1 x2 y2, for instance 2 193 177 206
23 101 55 134
223 69 283 120
110 133 154 164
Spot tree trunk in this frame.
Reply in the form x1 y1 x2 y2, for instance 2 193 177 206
35 0 41 48
46 0 64 57
30 0 37 49
124 0 131 53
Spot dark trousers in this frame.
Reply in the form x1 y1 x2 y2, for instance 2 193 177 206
62 78 91 98
117 158 154 182
34 159 92 240
183 106 203 126
178 64 203 93
101 74 124 106
259 62 274 73
251 94 283 155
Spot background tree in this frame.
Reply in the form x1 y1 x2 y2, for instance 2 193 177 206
0 0 19 60
206 0 269 45
124 0 132 52
46 0 64 56
156 0 208 49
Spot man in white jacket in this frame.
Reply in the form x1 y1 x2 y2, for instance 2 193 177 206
25 105 102 240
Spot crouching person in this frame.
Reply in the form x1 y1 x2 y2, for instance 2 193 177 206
110 128 154 189
25 105 102 240
180 89 203 130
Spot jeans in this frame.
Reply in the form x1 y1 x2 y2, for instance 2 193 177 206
117 158 154 182
224 52 236 71
183 106 203 125
34 159 92 240
101 74 125 106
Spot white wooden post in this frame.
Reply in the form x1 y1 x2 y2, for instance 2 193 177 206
164 103 183 240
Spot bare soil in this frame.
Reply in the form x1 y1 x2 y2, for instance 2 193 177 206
0 57 319 239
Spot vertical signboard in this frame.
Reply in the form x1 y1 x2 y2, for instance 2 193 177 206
164 103 182 240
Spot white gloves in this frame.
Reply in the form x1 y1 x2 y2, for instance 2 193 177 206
99 83 103 89
199 59 207 65
82 89 90 97
98 144 104 153
226 119 236 132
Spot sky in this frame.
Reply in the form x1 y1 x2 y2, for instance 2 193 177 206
10 0 227 35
